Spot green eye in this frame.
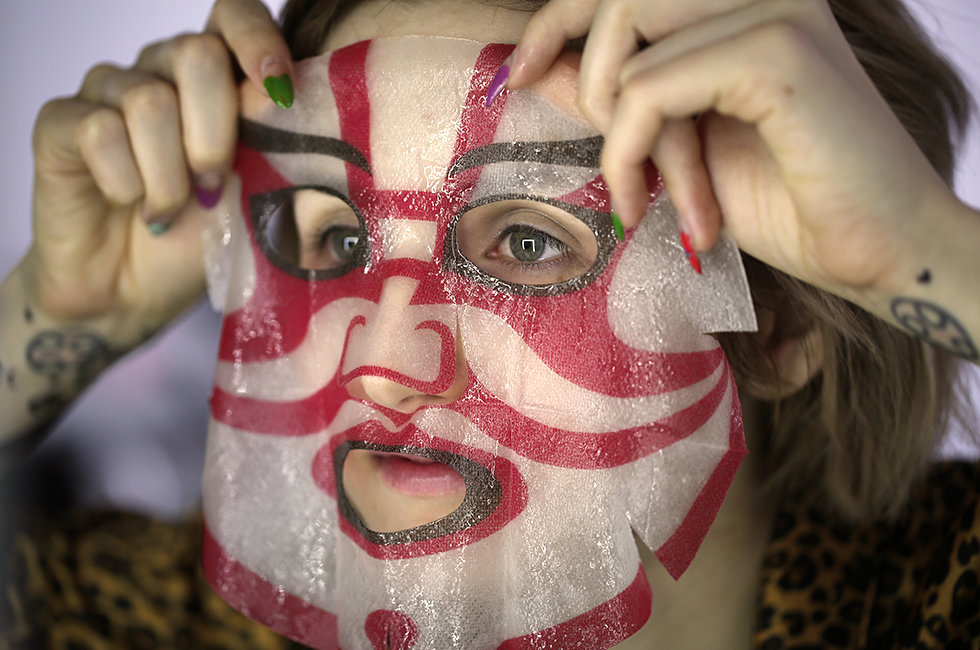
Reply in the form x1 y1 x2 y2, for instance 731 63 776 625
453 199 600 288
509 228 549 262
325 227 361 262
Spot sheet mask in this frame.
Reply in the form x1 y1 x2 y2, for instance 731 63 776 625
202 37 757 649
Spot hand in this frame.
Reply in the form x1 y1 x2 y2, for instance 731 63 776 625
506 0 965 301
25 0 293 347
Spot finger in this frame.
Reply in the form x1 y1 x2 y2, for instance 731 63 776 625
602 22 823 233
649 118 721 250
206 0 295 107
80 66 191 222
136 34 238 188
577 0 642 131
34 98 143 210
508 0 599 89
619 0 851 85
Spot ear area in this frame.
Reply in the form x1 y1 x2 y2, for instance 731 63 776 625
739 305 825 401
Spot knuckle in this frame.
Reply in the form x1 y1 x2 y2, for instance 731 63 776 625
121 81 178 119
172 32 227 67
145 181 191 216
576 91 605 128
136 37 168 66
752 21 812 63
33 98 71 150
34 97 68 131
80 63 119 93
75 107 126 149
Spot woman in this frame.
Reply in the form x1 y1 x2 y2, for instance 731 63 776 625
2 0 978 647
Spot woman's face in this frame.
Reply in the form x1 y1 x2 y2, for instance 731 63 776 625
199 2 755 647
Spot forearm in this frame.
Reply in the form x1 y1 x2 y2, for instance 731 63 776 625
0 263 121 460
864 198 980 364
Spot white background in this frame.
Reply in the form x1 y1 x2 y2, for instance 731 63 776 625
0 0 977 517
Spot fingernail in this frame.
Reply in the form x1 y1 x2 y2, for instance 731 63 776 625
196 173 224 209
680 231 702 275
611 212 626 242
486 60 510 107
260 56 293 107
264 73 294 108
148 221 170 236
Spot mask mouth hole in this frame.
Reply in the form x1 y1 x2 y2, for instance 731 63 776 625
335 442 502 545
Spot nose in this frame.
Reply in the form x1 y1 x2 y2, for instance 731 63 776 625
341 275 467 413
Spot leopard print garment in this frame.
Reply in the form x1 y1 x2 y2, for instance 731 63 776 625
753 461 980 649
3 462 978 649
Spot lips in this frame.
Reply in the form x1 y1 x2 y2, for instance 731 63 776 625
372 450 467 496
312 421 529 559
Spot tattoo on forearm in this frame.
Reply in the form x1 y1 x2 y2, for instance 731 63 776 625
891 298 979 361
7 328 118 420
26 330 113 385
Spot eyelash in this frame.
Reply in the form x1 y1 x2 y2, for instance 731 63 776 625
488 224 572 272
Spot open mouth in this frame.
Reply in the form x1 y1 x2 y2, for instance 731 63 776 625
333 440 503 546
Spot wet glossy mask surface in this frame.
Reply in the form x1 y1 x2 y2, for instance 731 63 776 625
202 36 756 649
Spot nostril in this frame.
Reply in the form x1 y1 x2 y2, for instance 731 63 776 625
346 375 433 414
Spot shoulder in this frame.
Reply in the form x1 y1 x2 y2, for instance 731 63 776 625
2 510 298 649
754 460 980 649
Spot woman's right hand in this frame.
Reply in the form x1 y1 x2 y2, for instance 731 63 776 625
25 0 292 348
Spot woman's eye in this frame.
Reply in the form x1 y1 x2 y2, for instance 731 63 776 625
322 227 361 263
495 227 568 263
455 200 598 286
254 188 363 275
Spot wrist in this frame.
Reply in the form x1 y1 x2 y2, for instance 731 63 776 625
0 264 124 449
870 193 980 362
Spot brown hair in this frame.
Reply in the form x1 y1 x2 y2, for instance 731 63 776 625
277 0 974 520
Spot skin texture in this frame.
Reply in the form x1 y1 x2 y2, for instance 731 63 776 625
0 0 977 645
1 0 976 450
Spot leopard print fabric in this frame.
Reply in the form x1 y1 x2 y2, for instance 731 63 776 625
3 462 978 649
754 461 980 649
0 512 303 650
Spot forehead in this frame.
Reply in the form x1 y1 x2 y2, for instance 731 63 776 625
241 37 595 194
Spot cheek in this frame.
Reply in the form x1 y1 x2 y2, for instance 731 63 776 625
700 115 796 256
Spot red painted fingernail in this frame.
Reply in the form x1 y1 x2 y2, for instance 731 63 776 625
486 63 509 107
680 231 702 275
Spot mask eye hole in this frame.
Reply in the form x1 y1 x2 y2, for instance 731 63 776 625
251 187 367 278
450 198 611 293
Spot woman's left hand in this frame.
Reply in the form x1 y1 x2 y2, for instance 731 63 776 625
507 0 980 362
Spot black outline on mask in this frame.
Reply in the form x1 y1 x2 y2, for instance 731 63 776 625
249 186 370 280
443 194 618 297
240 119 371 174
334 441 503 545
447 136 602 178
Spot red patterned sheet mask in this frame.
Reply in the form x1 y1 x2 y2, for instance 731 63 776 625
202 37 756 649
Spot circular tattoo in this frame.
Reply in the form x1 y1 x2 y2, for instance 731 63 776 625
26 329 114 386
891 298 979 361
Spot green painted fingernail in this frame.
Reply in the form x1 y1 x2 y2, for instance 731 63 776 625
148 221 170 236
611 212 625 242
264 73 294 109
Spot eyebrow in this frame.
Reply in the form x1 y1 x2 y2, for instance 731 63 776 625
447 136 603 177
238 118 371 174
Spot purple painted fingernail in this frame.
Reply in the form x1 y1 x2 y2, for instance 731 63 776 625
196 185 223 209
196 173 224 209
486 64 509 107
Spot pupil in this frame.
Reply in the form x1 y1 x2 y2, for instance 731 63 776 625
330 228 360 260
510 230 545 262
